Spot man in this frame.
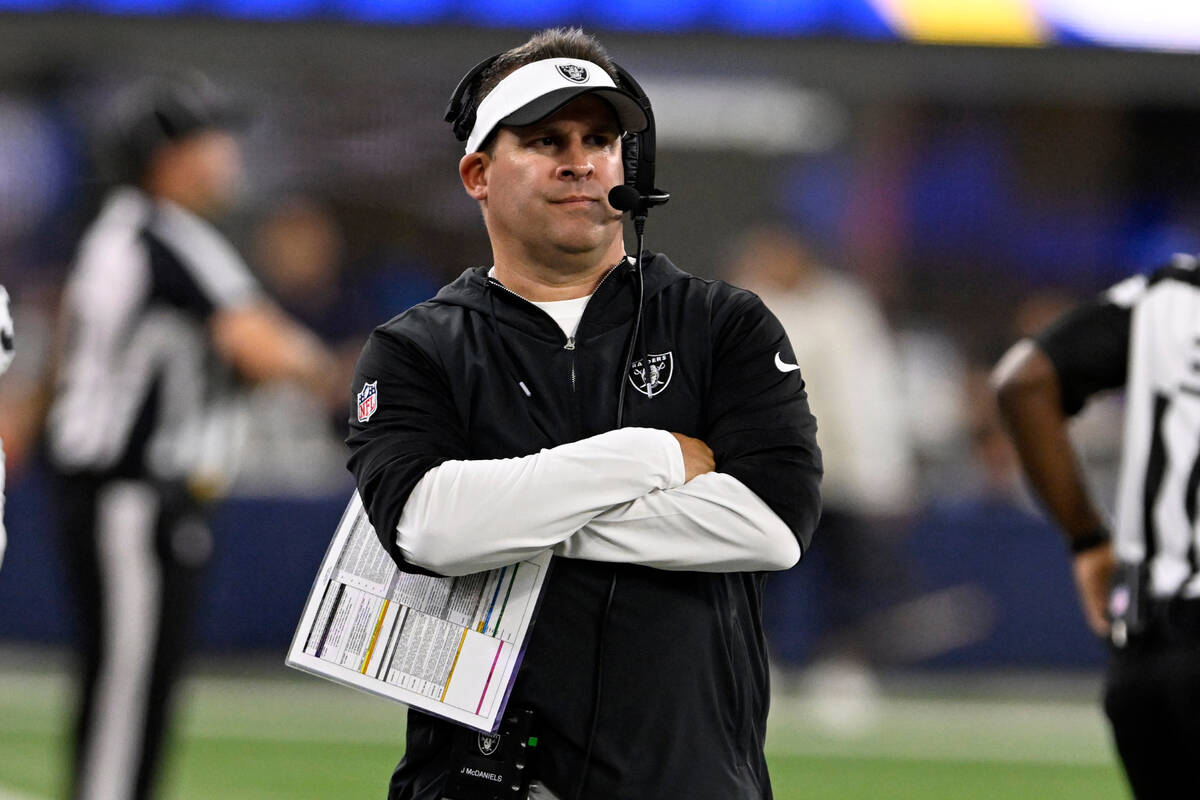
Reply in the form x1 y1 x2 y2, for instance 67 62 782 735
46 74 338 800
0 284 12 569
347 28 822 800
992 256 1200 798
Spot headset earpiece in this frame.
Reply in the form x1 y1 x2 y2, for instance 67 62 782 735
611 63 656 200
620 131 640 193
610 62 668 218
444 55 499 142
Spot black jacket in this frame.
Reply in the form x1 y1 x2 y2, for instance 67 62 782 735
347 253 822 800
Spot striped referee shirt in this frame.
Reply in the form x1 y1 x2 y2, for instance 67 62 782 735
48 187 260 485
1038 255 1200 599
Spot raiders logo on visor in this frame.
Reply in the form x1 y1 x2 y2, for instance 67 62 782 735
557 63 589 83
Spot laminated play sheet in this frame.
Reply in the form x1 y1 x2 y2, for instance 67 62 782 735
287 492 550 732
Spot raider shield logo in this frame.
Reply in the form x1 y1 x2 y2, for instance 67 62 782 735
628 352 674 398
557 63 589 83
477 732 501 756
357 381 378 423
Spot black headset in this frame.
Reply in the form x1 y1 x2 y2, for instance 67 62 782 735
444 55 669 222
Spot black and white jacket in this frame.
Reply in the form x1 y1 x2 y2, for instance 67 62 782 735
347 252 822 800
47 187 259 485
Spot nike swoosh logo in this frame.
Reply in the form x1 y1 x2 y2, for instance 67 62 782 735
775 352 801 373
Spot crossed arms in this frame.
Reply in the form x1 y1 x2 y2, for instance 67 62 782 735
346 291 822 578
396 427 800 576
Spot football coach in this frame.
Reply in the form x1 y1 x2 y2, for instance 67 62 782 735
346 27 823 800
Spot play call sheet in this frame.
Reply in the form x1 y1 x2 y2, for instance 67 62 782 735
287 492 550 732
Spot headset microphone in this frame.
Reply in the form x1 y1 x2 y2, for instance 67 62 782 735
606 185 640 213
608 184 670 260
607 184 669 217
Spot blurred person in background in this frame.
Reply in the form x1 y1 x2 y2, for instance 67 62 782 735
251 193 356 345
728 223 914 719
993 256 1200 798
44 73 339 800
249 191 441 382
235 194 361 495
0 285 13 569
236 194 444 497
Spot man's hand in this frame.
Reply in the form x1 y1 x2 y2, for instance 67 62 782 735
1073 541 1116 637
670 433 715 483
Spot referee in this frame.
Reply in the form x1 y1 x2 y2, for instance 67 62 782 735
46 74 337 800
992 256 1200 798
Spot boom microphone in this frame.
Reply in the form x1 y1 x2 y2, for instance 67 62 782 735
607 184 641 213
607 185 670 218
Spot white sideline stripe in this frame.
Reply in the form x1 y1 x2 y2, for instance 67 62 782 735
0 715 1111 767
79 482 162 800
0 701 1112 766
0 670 1115 767
0 788 49 800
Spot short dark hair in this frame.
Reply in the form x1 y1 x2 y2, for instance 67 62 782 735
473 28 621 154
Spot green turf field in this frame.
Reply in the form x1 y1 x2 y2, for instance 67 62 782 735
0 654 1128 799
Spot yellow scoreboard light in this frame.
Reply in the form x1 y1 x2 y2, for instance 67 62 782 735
872 0 1047 46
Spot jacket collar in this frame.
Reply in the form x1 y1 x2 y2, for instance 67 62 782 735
432 252 687 341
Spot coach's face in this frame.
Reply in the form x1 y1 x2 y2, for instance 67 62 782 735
461 94 625 267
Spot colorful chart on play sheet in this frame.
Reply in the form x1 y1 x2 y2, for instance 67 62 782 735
287 492 550 732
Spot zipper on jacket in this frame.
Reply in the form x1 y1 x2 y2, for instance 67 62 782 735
560 257 629 396
565 336 576 391
489 257 629 398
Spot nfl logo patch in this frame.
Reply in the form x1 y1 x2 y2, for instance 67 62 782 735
357 381 378 423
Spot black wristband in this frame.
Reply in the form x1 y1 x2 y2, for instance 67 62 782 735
1069 529 1111 554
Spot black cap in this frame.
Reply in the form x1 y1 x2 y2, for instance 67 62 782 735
106 72 246 184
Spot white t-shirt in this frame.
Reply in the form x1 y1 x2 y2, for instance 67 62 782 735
531 294 591 340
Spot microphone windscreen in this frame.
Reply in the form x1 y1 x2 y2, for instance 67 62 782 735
608 185 641 212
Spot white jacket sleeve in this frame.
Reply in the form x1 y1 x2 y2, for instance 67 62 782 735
553 472 800 572
396 427 686 576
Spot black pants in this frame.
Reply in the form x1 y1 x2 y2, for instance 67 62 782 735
56 474 211 800
1104 598 1200 799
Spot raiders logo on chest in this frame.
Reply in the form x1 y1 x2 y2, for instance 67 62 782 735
628 352 673 398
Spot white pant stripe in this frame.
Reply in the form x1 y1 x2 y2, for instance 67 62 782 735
79 481 162 800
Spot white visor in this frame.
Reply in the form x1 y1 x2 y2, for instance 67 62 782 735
465 57 649 154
